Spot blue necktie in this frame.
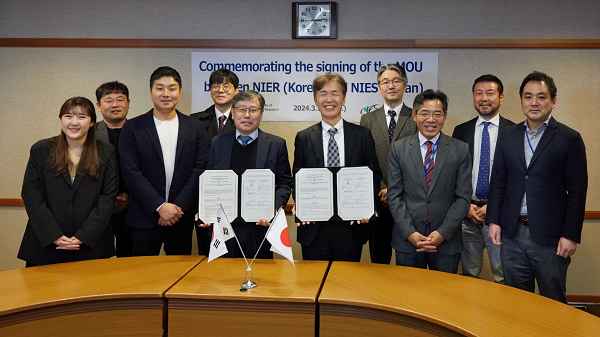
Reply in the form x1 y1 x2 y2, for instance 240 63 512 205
388 110 397 143
475 122 491 201
327 127 340 167
238 135 252 146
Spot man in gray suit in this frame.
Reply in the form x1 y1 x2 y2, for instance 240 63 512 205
360 63 417 264
388 89 472 273
95 81 133 257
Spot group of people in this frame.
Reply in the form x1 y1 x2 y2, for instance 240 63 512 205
18 64 587 304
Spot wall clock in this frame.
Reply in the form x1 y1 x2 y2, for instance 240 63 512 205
292 2 337 39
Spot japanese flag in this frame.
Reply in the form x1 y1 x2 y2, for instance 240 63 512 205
266 208 295 266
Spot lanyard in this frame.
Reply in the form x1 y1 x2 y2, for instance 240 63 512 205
525 129 535 155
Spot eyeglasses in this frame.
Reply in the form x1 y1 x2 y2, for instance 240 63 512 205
234 106 262 115
416 112 445 120
379 78 404 88
211 83 233 92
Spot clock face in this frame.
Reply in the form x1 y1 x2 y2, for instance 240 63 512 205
298 5 331 36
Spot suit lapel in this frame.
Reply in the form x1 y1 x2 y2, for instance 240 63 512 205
527 118 557 170
428 133 449 196
256 129 269 168
466 119 476 163
343 120 356 165
309 123 325 166
143 110 164 163
517 122 527 169
408 134 429 194
375 109 391 153
392 104 413 141
174 111 188 167
72 172 85 191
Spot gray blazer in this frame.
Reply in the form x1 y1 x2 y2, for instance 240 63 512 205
387 132 472 255
359 103 417 188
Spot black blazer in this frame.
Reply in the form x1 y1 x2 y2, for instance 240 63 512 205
207 129 292 213
487 118 587 246
118 110 209 229
292 120 382 246
18 138 118 265
190 105 236 142
451 115 515 164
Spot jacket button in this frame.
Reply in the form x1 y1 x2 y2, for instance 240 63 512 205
67 201 73 207
525 176 529 180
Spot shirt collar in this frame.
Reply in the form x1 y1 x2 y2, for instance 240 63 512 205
476 113 500 127
418 131 440 147
384 102 404 115
524 115 552 134
215 108 231 120
322 119 344 136
235 128 259 141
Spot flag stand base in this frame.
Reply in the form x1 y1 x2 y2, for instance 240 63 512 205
241 279 257 289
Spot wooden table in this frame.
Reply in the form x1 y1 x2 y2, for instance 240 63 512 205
319 261 600 337
0 256 202 337
165 258 329 337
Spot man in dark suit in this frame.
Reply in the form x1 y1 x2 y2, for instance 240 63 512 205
452 74 514 283
388 89 472 273
95 81 133 257
190 68 239 139
360 63 417 264
487 71 587 303
198 90 292 259
293 73 382 262
190 68 239 255
119 66 209 256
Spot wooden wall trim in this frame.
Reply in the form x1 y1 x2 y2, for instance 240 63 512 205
1 38 600 49
2 198 600 219
0 199 24 207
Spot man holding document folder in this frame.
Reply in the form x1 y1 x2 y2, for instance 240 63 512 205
198 90 292 259
292 73 382 262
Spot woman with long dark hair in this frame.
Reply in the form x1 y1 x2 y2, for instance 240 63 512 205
18 97 118 266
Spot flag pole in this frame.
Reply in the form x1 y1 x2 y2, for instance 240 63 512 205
220 204 258 289
249 207 282 268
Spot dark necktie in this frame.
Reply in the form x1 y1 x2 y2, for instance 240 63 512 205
388 110 397 143
475 122 491 201
238 135 252 146
327 127 340 167
218 115 226 135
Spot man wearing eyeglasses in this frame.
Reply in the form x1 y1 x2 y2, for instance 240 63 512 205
452 74 514 283
191 68 239 255
191 68 240 140
360 63 417 264
387 89 472 273
198 90 292 259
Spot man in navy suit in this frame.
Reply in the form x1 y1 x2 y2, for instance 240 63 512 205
119 66 209 256
487 71 587 303
198 90 291 259
452 74 514 283
292 73 382 262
